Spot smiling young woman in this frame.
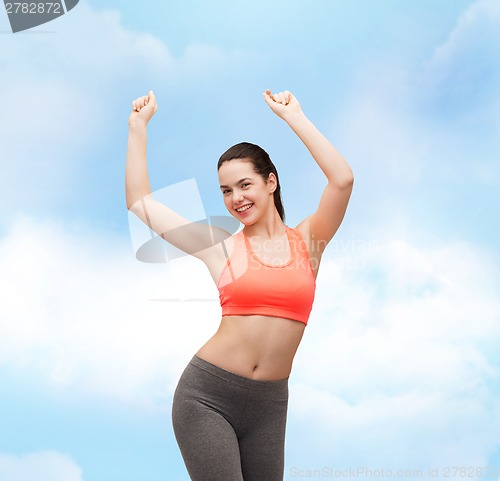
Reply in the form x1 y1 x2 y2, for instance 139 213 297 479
125 88 354 481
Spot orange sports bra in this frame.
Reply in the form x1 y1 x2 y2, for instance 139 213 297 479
216 226 316 325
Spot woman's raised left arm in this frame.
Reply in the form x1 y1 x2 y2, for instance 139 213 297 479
263 89 354 250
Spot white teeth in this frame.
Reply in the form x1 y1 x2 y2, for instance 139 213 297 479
236 203 253 212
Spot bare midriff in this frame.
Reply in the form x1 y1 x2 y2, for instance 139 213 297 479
195 314 306 381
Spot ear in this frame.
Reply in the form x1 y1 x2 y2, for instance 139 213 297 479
267 172 277 193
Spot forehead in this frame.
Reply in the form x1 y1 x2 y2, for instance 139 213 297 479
218 159 255 181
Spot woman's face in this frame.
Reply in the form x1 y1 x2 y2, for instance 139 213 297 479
218 158 275 223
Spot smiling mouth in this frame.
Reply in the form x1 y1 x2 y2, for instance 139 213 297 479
235 203 254 213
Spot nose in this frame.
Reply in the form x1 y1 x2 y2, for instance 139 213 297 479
232 190 244 204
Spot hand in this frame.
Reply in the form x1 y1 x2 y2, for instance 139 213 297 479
128 90 158 126
262 89 302 121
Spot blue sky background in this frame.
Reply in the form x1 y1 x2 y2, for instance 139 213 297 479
1 1 499 480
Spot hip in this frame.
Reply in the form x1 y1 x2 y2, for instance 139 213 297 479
172 354 289 435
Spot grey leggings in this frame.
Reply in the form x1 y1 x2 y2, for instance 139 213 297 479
171 354 289 481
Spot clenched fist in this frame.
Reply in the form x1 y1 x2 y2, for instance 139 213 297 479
262 89 302 121
128 90 158 126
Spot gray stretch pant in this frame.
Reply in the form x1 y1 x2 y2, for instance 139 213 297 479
171 354 289 481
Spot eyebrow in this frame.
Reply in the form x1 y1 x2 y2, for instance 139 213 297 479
219 177 253 189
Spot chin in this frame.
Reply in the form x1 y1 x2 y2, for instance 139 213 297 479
242 218 258 226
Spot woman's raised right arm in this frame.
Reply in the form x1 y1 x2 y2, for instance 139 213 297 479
126 117 151 210
125 91 230 260
125 90 157 209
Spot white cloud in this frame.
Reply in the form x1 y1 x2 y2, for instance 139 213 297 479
286 226 500 472
423 0 500 138
0 451 83 481
330 0 500 203
0 1 174 161
429 0 500 75
0 213 222 409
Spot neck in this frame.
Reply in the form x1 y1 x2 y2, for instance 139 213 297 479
242 208 285 240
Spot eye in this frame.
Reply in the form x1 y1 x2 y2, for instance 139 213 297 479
222 189 230 194
242 183 250 188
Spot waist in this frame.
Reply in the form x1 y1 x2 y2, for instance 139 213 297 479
221 305 310 325
195 315 306 380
